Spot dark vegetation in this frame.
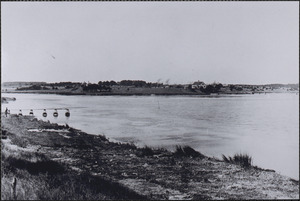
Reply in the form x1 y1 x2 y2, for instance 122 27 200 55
174 146 205 159
136 146 169 157
81 80 164 92
4 155 65 175
136 146 155 157
43 171 148 200
13 80 299 95
200 83 223 94
1 147 148 200
222 153 252 168
82 83 112 92
2 129 8 139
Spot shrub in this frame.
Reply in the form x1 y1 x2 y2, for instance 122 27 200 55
122 142 137 150
136 146 154 157
183 146 205 158
135 146 168 157
174 146 205 159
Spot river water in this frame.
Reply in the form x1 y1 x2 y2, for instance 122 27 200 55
2 93 299 179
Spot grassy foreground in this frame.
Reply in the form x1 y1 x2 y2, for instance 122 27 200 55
1 114 299 200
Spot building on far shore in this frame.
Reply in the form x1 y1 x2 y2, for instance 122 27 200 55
191 81 206 89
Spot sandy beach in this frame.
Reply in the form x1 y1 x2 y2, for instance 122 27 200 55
1 113 299 200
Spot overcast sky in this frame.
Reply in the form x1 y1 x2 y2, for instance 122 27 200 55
1 2 299 84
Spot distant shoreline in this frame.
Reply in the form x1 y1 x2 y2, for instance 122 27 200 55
2 81 298 96
2 89 298 96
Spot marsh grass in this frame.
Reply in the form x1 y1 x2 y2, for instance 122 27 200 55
1 140 147 200
4 156 66 175
222 153 252 168
174 146 205 159
9 135 29 148
2 164 147 200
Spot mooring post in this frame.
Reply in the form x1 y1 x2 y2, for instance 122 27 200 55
12 177 17 199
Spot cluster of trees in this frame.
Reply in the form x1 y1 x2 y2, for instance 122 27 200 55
82 80 165 92
229 85 243 91
119 80 147 87
82 83 112 92
118 80 163 88
97 80 163 88
98 81 117 86
44 82 82 87
40 82 81 90
16 80 164 92
200 84 223 94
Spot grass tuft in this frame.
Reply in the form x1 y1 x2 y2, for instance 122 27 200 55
222 153 252 168
174 145 185 156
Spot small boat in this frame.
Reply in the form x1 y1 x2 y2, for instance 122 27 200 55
18 109 23 116
29 109 34 115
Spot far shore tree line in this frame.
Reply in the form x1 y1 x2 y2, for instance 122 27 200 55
15 80 299 94
16 80 223 94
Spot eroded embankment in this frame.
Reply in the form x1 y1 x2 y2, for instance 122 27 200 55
1 114 299 200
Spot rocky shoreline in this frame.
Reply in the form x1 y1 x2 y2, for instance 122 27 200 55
1 114 299 200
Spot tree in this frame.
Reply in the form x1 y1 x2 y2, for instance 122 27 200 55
109 80 117 86
204 85 215 94
215 83 223 91
187 85 196 92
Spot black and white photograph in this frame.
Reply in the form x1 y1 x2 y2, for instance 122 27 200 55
1 1 299 200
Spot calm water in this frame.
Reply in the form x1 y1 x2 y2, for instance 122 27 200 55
2 93 299 179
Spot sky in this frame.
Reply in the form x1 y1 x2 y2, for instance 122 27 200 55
1 1 299 85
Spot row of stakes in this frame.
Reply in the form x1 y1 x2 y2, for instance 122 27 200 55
15 109 70 117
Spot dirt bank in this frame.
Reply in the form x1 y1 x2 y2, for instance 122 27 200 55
1 114 299 200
